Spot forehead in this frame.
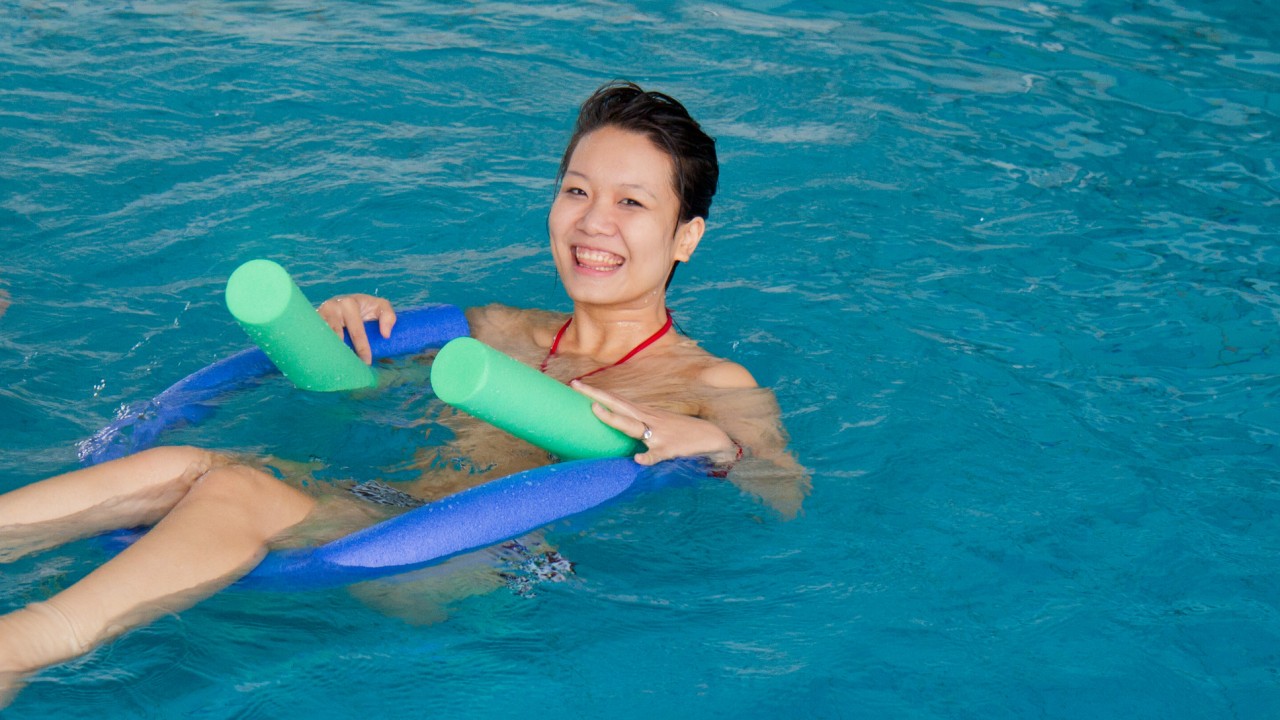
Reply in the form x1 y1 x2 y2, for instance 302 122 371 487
568 126 676 193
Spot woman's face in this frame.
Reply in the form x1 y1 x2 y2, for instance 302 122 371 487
549 126 704 311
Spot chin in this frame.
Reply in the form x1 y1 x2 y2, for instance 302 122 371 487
562 286 618 307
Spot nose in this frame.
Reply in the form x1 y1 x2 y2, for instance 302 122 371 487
578 197 617 236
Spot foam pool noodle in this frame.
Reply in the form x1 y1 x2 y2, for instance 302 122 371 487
431 336 642 460
225 259 378 392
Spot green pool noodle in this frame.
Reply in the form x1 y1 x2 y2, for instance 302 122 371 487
431 337 642 461
225 259 378 392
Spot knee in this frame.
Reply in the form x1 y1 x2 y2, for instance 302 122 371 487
188 465 272 504
187 466 314 534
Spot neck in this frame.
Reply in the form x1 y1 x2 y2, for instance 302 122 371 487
563 302 670 364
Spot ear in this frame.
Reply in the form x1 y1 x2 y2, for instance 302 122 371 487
673 217 706 262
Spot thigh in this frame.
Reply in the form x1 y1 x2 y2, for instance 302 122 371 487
265 491 402 550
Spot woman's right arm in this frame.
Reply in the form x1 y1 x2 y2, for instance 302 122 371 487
316 294 397 364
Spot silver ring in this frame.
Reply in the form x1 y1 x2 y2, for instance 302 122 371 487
641 423 653 442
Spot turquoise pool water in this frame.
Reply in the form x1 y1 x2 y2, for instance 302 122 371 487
2 0 1278 717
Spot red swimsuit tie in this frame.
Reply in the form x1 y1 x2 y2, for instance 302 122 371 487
540 309 674 383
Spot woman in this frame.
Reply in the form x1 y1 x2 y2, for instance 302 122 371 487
0 82 808 699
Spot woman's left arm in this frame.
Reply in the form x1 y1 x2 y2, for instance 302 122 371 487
572 364 810 517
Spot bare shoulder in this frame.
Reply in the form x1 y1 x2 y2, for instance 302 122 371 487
698 358 758 389
666 335 758 390
466 304 565 342
464 303 520 333
466 303 567 362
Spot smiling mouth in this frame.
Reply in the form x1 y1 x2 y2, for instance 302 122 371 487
574 246 624 271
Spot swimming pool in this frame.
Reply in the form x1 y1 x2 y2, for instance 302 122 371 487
2 0 1277 716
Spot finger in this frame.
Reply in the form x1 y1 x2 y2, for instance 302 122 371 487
377 304 397 339
571 380 633 415
342 303 374 364
591 403 655 458
318 301 346 338
632 449 660 466
589 401 626 430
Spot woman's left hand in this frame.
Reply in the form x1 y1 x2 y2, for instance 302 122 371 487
570 380 738 466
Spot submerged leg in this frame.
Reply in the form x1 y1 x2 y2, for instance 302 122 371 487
0 462 315 694
0 446 224 561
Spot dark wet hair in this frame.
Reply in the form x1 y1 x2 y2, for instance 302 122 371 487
557 81 719 224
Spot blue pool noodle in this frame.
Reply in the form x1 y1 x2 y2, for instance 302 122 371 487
86 301 703 590
239 457 671 591
80 305 469 464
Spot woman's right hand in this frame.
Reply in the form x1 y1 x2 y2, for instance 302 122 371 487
317 294 397 364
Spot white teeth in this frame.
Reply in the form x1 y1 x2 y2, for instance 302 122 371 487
574 247 623 268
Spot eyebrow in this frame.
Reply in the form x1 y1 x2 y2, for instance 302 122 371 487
563 171 659 201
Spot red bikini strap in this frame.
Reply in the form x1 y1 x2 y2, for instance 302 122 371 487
540 317 573 373
539 309 674 382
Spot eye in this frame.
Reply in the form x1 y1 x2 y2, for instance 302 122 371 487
621 198 646 208
561 186 587 197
